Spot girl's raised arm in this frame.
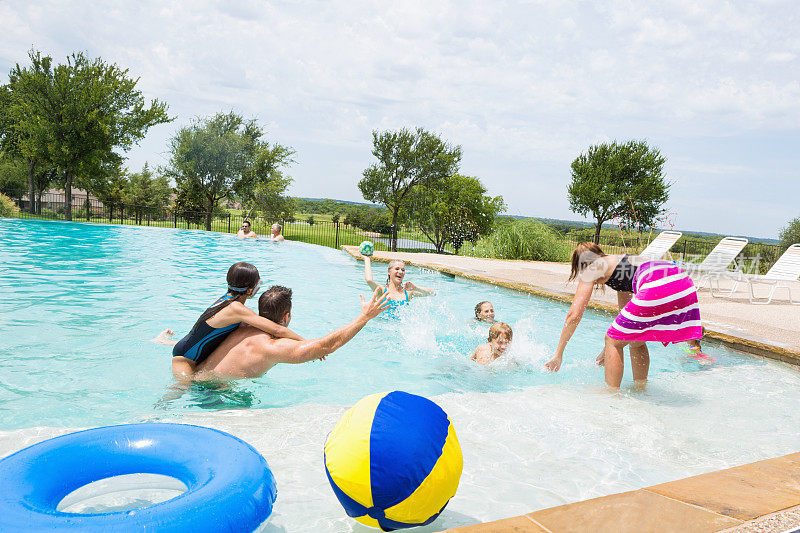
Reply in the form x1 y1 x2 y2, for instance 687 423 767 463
363 256 380 291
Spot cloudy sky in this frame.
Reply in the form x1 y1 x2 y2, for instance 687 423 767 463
1 1 798 238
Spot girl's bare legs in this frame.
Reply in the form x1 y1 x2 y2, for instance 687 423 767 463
603 335 626 388
629 341 650 389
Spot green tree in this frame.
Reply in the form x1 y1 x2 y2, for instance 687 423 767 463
166 112 295 230
119 163 172 223
359 209 391 234
567 140 670 244
358 127 461 251
123 164 171 207
411 174 506 253
0 155 27 198
331 213 340 224
779 217 800 249
3 50 171 220
0 53 53 212
306 214 315 226
93 162 128 206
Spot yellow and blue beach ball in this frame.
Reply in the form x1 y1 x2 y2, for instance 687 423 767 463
324 391 462 531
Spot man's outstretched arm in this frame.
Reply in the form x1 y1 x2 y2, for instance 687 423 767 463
270 290 389 364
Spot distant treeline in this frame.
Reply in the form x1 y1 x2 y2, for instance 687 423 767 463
291 198 777 245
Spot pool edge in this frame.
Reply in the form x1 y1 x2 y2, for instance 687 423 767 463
441 452 800 532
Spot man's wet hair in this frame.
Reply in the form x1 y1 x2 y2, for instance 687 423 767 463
258 286 292 323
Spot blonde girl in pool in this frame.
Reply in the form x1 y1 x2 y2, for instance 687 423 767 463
362 255 435 308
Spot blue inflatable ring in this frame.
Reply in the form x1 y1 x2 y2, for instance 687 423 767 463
0 423 277 532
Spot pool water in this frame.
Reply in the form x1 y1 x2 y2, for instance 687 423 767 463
2 218 800 531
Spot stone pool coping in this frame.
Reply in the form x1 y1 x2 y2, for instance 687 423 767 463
341 247 800 366
443 452 800 532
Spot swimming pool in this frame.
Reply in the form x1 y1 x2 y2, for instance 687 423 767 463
2 218 799 531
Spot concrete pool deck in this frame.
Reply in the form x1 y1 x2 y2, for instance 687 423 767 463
444 452 800 532
342 247 800 365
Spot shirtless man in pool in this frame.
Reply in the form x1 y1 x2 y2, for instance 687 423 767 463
236 220 258 239
191 286 389 380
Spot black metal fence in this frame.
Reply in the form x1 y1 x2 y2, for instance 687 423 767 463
2 190 782 272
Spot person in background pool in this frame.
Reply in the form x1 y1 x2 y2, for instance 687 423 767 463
474 301 496 323
362 256 435 308
545 242 703 388
471 322 513 365
237 220 258 239
270 223 285 242
191 285 390 380
151 262 304 379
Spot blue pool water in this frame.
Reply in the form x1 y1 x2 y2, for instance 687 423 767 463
2 218 800 531
0 218 753 430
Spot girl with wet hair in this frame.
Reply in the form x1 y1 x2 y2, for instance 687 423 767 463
545 242 702 388
361 256 435 310
474 301 495 323
152 262 303 378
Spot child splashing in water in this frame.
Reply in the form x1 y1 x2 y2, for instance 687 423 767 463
472 322 513 365
362 255 435 309
152 262 303 379
474 301 496 323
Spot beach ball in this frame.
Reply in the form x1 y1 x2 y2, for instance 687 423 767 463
324 391 462 531
359 240 374 256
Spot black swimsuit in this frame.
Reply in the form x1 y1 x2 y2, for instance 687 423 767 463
605 255 636 293
172 294 241 363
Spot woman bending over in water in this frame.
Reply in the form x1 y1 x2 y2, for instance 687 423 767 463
153 262 303 379
362 256 435 308
545 243 702 388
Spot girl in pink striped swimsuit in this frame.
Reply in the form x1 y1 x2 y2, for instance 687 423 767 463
545 242 702 388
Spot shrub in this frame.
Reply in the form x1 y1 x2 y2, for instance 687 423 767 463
460 219 572 262
779 217 800 249
0 193 20 217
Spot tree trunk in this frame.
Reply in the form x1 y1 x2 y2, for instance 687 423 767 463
27 159 36 214
36 190 43 214
205 197 214 231
390 209 399 252
64 171 73 221
593 219 602 244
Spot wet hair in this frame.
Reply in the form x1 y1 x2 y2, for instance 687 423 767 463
488 322 513 342
198 262 260 323
569 242 607 282
474 301 491 319
242 220 251 227
386 259 405 285
271 223 282 233
258 286 292 323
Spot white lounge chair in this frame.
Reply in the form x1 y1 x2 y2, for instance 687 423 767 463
688 237 749 296
639 231 682 260
744 244 800 304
